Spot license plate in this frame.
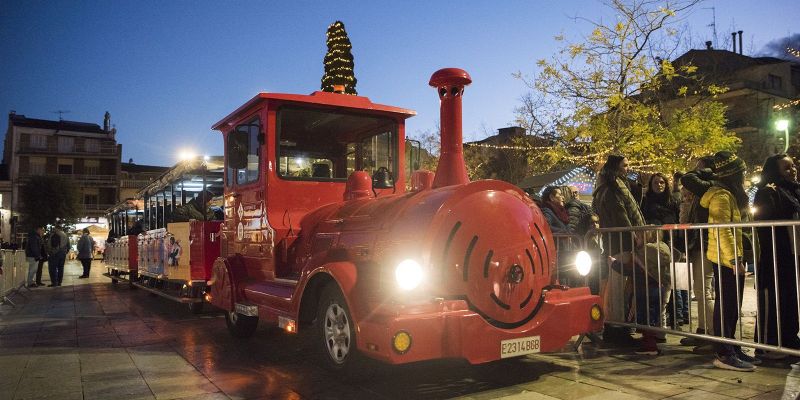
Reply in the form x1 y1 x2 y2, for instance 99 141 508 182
500 335 541 358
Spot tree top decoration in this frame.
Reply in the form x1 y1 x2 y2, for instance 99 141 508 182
321 21 358 95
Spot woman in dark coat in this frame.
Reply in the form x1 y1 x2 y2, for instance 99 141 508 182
539 186 571 234
641 172 680 226
754 153 800 354
641 172 685 325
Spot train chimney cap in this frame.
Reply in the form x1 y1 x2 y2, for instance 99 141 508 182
429 68 472 87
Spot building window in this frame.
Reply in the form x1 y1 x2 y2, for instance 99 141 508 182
29 157 46 175
765 74 783 90
58 136 74 152
84 159 99 175
30 134 47 149
85 139 100 152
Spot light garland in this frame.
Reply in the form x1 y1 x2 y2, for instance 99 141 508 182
774 98 800 111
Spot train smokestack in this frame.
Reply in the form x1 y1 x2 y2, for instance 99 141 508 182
429 68 472 188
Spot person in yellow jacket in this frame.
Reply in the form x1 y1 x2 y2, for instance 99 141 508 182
700 151 758 371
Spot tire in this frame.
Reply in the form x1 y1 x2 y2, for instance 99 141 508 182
225 310 258 338
313 284 370 377
188 301 204 314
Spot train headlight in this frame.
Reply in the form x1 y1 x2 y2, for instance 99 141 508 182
395 259 423 290
575 251 592 277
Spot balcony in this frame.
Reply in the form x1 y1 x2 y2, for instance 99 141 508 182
17 172 117 186
17 143 119 156
83 203 116 212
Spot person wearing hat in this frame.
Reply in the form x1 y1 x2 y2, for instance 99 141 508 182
77 228 95 279
700 151 758 371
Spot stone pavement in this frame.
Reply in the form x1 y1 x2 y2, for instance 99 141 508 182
1 260 800 400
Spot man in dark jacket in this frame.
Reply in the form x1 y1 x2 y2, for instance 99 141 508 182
46 228 69 287
24 227 44 287
77 228 95 278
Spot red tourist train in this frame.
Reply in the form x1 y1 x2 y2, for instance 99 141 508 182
105 68 603 372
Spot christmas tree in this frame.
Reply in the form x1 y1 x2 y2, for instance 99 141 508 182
321 21 357 95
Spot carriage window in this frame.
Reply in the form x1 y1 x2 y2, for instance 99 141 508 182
226 117 261 186
277 107 397 181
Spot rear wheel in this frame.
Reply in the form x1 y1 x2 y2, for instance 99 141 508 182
225 310 257 338
313 284 370 377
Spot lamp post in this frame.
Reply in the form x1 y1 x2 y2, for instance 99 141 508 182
776 119 790 153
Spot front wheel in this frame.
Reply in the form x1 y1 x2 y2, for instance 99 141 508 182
225 310 257 338
313 284 370 377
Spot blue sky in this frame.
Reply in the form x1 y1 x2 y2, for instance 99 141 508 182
1 0 797 166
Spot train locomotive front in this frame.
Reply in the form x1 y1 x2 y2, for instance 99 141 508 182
288 69 602 365
208 68 603 370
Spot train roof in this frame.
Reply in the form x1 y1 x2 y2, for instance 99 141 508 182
107 156 224 214
212 91 416 131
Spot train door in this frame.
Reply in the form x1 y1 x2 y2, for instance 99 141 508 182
225 116 274 281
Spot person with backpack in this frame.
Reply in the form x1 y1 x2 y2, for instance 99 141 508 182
46 227 69 287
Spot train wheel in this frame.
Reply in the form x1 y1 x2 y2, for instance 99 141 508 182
225 310 257 338
313 284 369 378
188 301 204 314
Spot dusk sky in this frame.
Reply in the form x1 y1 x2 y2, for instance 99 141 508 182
1 0 797 166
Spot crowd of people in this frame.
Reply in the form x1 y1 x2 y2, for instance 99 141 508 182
536 151 800 372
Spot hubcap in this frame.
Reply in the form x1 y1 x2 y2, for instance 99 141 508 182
229 311 238 324
323 302 351 364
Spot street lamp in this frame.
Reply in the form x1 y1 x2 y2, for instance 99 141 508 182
776 119 790 153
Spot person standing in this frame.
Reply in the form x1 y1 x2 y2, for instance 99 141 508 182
593 154 657 353
46 227 69 287
24 227 44 287
77 228 95 278
753 153 800 357
640 173 685 326
701 151 758 371
680 156 717 345
36 239 47 286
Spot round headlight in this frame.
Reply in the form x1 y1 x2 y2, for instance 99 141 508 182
575 251 592 276
395 259 423 290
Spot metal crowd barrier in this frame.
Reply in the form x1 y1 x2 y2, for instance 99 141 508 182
589 220 800 357
1 250 30 307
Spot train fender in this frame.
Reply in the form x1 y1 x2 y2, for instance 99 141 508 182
208 256 247 312
297 262 360 325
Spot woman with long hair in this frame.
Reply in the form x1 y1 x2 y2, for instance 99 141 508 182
754 153 800 358
701 151 758 371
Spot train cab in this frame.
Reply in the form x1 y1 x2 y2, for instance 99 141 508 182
211 92 416 282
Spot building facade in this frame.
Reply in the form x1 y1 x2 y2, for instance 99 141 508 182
669 46 800 169
3 112 121 239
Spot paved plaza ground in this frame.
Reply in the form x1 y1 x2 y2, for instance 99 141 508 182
1 260 800 400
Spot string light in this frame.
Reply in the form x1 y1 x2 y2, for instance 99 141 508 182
774 99 800 111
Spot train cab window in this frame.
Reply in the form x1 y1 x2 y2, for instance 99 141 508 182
227 118 261 186
277 107 397 181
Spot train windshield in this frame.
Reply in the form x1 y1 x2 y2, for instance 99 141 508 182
277 106 397 181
